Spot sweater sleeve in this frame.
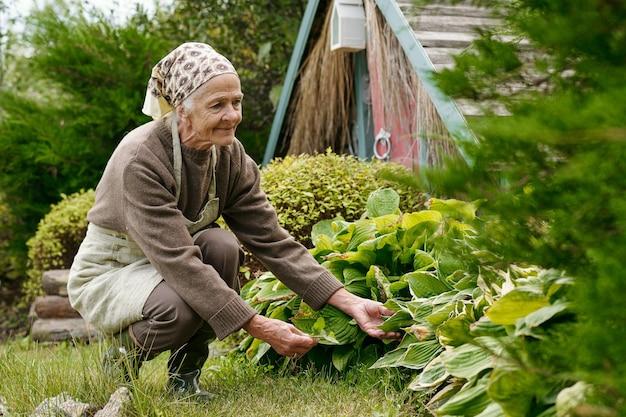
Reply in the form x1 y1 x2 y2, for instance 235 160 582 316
222 143 344 310
122 155 256 340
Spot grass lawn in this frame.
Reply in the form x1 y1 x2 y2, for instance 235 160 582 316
0 338 426 416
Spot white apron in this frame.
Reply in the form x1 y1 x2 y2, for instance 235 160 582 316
67 116 219 334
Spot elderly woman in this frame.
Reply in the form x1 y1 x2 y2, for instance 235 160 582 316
67 42 397 401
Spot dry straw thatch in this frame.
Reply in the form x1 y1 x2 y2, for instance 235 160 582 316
285 0 458 166
286 3 354 155
364 0 457 168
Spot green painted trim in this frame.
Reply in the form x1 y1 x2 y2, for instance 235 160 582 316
354 51 368 159
263 0 321 166
373 0 476 164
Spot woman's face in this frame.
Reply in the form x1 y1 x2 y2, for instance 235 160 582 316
181 73 243 150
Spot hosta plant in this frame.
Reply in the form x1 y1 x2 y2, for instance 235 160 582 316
238 189 585 417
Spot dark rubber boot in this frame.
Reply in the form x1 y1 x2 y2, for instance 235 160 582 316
166 323 216 402
102 329 148 384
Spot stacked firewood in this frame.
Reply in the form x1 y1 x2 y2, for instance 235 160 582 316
29 269 100 342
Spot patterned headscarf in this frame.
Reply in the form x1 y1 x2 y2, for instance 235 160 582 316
142 42 238 119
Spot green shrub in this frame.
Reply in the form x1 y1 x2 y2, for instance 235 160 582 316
23 190 95 302
260 151 426 247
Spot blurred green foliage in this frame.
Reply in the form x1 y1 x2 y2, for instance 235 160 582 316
0 2 172 278
384 0 626 413
261 151 425 247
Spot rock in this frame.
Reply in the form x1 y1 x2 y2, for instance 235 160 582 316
94 387 131 417
30 393 96 417
42 270 70 296
0 396 10 416
30 318 101 343
33 296 81 319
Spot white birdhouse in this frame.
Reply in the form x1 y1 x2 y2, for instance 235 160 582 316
330 0 366 52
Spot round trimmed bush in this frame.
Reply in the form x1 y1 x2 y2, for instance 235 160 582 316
23 190 95 302
261 151 425 246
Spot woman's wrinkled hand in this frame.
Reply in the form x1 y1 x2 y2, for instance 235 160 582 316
243 314 317 357
327 288 401 340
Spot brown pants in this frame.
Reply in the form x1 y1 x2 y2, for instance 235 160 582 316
128 227 244 374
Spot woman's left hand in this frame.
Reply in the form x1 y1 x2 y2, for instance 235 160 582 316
327 288 401 340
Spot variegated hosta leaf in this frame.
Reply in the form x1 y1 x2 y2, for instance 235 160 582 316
413 249 437 271
555 382 592 417
324 250 376 268
372 213 401 233
370 339 440 370
311 218 336 245
403 271 451 298
408 355 449 391
366 187 400 218
514 302 569 338
440 342 494 379
397 340 442 370
437 315 472 347
469 317 507 338
474 402 506 417
379 310 413 332
358 232 399 252
486 289 550 325
346 220 377 251
246 338 272 363
436 376 490 417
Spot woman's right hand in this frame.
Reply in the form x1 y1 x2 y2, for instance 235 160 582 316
243 314 317 357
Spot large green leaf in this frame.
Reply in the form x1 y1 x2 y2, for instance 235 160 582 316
398 340 442 370
486 289 550 325
325 250 377 268
409 355 449 391
437 315 472 346
379 310 413 332
429 198 477 222
246 338 272 363
515 302 569 338
401 210 443 229
372 213 401 233
413 249 437 271
436 377 490 416
311 218 336 244
369 346 407 369
346 220 377 251
331 345 355 371
404 271 451 298
366 188 400 217
440 342 494 379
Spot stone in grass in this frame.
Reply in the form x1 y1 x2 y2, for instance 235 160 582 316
0 396 10 417
30 393 96 417
94 387 131 417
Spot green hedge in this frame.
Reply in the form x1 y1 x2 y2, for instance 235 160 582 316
261 151 425 246
24 190 95 302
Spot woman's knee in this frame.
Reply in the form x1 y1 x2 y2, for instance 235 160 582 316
194 228 244 276
132 282 203 352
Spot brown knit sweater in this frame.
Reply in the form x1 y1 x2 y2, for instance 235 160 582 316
87 117 343 339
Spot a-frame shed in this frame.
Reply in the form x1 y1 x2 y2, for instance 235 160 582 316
263 0 500 169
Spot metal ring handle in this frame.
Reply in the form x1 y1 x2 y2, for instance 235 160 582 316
373 128 391 161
